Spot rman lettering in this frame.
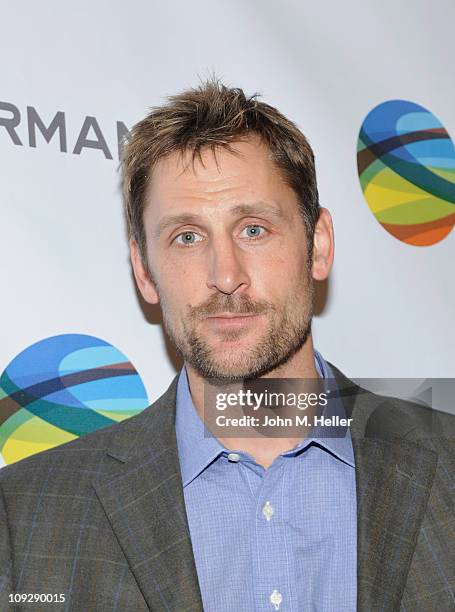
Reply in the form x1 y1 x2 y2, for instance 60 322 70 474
0 101 129 160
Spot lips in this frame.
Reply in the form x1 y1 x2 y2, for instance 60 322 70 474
206 313 258 319
204 313 262 328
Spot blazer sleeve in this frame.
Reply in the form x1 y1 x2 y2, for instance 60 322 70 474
0 481 13 609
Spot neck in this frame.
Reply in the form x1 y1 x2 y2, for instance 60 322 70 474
184 335 320 469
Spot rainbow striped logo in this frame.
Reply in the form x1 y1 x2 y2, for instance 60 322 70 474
0 334 149 465
357 100 455 246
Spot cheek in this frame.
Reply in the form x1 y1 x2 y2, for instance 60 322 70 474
256 256 309 305
159 265 204 310
251 256 289 306
255 249 303 285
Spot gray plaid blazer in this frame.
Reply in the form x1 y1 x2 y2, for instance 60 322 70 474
0 364 454 611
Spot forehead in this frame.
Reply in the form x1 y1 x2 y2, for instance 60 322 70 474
143 136 298 216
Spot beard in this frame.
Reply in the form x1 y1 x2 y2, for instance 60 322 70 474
157 271 315 384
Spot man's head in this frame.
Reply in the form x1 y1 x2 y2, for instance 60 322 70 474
123 80 333 382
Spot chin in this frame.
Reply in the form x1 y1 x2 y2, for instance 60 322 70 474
207 355 258 379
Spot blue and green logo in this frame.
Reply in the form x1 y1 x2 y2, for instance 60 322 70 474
357 100 455 245
0 334 149 465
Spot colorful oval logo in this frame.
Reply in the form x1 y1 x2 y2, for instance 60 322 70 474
357 100 455 245
0 334 149 465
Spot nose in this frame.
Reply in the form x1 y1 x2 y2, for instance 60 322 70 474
206 234 251 295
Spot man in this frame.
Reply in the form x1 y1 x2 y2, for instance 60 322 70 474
0 81 454 611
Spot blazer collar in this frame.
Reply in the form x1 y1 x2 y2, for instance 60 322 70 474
94 365 438 612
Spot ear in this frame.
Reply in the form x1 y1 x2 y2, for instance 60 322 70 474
311 207 334 281
130 239 160 304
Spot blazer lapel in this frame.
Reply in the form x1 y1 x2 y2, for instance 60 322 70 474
329 364 438 611
92 375 203 612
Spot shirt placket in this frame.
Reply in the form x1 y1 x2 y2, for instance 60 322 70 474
250 458 295 612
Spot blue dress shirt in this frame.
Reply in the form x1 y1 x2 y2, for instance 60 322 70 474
175 351 357 611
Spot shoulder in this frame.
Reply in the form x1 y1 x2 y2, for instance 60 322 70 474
364 393 455 443
0 417 113 483
327 360 455 448
0 373 180 489
0 412 130 489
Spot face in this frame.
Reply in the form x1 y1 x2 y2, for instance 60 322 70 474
131 136 333 382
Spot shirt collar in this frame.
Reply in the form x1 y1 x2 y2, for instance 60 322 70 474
175 366 225 487
282 353 355 467
175 350 354 486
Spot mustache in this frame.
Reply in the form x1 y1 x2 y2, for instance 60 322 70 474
189 294 275 319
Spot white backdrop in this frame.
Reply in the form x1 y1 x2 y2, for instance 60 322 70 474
1 0 454 464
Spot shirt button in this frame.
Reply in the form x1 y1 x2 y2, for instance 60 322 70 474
227 452 240 462
262 501 275 521
270 589 282 610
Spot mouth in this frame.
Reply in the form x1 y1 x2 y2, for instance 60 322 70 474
204 313 263 328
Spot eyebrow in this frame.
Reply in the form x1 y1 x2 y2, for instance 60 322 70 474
154 202 285 239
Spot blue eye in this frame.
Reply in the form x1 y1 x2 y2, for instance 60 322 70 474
175 231 202 246
242 225 266 238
